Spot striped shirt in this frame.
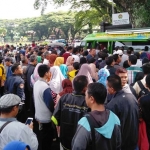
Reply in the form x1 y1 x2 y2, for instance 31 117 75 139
127 65 142 85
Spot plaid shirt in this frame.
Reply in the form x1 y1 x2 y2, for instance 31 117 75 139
127 65 142 85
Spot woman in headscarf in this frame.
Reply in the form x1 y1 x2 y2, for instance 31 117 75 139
66 56 74 72
4 141 31 150
49 66 65 94
30 63 42 87
88 57 98 81
97 68 110 87
75 64 93 84
54 57 64 66
49 54 57 67
55 79 73 107
60 64 68 79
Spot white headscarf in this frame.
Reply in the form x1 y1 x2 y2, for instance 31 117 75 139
49 66 65 94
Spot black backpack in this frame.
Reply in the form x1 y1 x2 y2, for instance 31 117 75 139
137 81 149 98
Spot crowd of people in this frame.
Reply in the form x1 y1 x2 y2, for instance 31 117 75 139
0 43 150 150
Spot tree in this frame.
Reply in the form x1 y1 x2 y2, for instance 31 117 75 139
34 0 148 27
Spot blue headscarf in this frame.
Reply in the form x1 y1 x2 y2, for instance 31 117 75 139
3 141 31 150
60 64 68 79
97 68 110 87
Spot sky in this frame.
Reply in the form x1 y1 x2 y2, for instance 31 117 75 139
0 0 70 19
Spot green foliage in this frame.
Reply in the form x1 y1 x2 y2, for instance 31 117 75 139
34 0 149 27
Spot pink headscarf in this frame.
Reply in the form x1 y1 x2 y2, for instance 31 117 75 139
76 64 93 84
66 56 74 72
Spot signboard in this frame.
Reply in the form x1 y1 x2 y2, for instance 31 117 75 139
112 12 130 25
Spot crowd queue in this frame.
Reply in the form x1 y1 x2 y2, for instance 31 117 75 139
0 44 150 150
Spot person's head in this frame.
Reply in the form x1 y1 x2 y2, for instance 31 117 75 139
146 74 150 89
66 56 74 66
67 46 73 53
29 55 37 66
0 94 22 117
83 50 88 57
113 54 121 64
107 75 122 94
3 141 31 150
73 62 80 70
49 54 57 67
51 50 57 55
106 56 115 66
88 57 96 64
123 60 130 68
11 63 23 75
39 47 44 53
43 51 50 60
38 64 50 80
73 75 88 94
115 68 128 87
5 57 12 66
128 47 134 53
85 83 107 108
142 63 150 75
128 55 137 66
80 57 87 65
134 52 140 59
98 52 108 60
73 47 79 55
127 49 132 56
89 49 96 57
145 46 149 52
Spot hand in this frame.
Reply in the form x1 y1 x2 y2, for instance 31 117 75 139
28 122 33 130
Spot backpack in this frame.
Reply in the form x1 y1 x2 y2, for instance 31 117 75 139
137 81 149 98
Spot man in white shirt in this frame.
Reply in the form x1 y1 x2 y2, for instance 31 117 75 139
72 47 80 63
0 94 38 150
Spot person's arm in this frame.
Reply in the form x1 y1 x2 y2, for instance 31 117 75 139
43 88 54 113
72 117 90 150
17 81 25 100
51 97 62 126
20 125 38 150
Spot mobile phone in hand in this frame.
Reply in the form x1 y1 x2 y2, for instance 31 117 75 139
25 118 33 125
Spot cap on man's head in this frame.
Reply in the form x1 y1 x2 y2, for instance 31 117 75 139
113 50 123 56
0 94 23 109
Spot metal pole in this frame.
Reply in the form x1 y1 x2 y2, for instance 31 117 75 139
112 0 114 14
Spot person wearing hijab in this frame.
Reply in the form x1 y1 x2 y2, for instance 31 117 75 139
66 56 74 72
30 63 42 87
60 64 68 79
3 141 31 150
75 64 93 84
49 54 57 67
88 57 98 81
54 57 64 66
55 79 73 107
97 68 110 87
49 66 65 94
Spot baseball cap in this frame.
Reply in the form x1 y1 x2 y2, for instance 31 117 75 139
113 50 123 56
0 94 24 109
